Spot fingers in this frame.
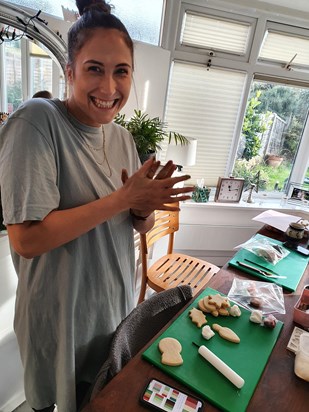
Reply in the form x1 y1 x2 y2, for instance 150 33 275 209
160 174 192 187
155 160 176 180
146 160 161 179
121 159 195 212
139 157 160 178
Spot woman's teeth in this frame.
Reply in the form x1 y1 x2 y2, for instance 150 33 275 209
91 97 115 109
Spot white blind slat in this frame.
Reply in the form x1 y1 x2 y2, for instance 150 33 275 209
259 31 309 66
161 63 246 186
181 13 251 55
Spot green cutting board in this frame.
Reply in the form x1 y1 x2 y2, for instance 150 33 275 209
228 234 309 292
142 287 283 412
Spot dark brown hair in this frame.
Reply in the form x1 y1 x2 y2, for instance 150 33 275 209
68 0 134 67
32 90 53 99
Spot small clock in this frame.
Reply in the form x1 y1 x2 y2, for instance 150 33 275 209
214 177 245 203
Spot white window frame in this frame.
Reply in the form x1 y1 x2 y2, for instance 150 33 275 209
161 0 309 194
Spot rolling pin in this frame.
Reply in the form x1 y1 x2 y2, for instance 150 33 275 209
193 342 245 389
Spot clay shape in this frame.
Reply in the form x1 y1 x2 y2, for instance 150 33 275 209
250 297 263 308
212 324 240 343
263 314 277 329
229 305 241 317
158 337 183 366
202 297 219 316
208 294 230 309
218 308 230 316
250 310 263 324
198 298 208 312
202 325 215 340
189 307 207 327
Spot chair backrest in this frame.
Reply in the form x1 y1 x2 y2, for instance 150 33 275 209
88 285 193 402
141 201 179 256
138 202 179 303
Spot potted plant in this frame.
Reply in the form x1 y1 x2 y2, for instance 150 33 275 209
265 153 284 167
114 109 189 163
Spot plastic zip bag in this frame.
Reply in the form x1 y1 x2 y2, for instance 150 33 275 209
227 278 285 315
235 236 289 265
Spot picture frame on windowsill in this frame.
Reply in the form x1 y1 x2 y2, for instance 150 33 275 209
287 182 309 206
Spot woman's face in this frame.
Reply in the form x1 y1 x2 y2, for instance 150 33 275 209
66 28 133 127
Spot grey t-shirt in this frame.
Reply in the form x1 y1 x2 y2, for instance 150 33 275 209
0 98 140 411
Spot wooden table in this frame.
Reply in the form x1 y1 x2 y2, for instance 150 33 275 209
83 227 309 412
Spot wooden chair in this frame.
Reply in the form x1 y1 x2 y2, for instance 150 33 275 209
138 202 220 303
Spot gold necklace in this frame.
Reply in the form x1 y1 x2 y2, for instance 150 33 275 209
63 100 112 177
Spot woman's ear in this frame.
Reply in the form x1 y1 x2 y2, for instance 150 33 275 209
66 64 73 84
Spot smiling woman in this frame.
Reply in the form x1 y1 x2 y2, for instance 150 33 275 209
0 2 193 412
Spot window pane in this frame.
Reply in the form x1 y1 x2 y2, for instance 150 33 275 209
181 12 251 55
30 56 52 97
233 81 309 193
305 168 309 185
111 0 164 45
4 41 22 113
163 62 246 186
7 0 78 18
259 31 309 68
8 0 164 45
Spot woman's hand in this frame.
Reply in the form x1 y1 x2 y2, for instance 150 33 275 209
120 158 194 215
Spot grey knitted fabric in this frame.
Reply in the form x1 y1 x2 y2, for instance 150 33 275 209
88 285 193 401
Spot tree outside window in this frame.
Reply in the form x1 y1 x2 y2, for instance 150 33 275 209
233 81 309 192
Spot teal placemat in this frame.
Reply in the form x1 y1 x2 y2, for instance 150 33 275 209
142 287 283 412
228 234 309 292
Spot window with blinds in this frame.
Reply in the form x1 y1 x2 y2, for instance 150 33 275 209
259 30 309 70
162 62 246 186
180 11 253 57
161 3 309 193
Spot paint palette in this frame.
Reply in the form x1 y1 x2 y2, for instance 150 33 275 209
287 326 309 353
141 378 203 411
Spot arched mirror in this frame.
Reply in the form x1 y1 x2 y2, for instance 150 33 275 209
0 0 67 114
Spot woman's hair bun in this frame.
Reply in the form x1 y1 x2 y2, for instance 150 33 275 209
76 0 111 16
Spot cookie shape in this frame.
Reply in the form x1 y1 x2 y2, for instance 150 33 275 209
189 307 207 327
198 298 208 312
202 297 219 316
208 294 230 309
212 324 240 343
158 337 183 366
202 294 231 317
218 308 230 316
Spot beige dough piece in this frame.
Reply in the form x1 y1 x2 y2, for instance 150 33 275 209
218 308 230 316
189 307 207 327
198 298 208 312
202 297 219 316
212 324 240 343
158 337 183 366
208 294 230 309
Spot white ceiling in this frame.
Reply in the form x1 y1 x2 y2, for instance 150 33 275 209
257 0 309 13
223 0 309 16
